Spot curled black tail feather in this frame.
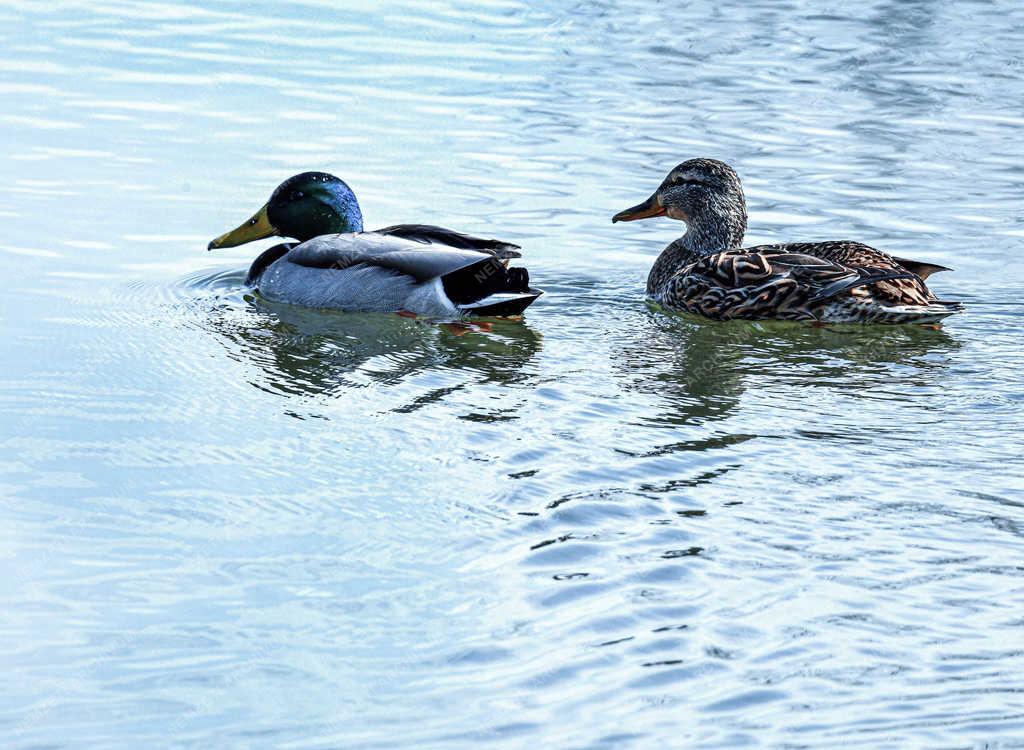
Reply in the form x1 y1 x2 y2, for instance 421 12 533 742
507 267 530 291
441 258 531 305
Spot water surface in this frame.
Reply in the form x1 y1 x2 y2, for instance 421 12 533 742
2 1 1024 748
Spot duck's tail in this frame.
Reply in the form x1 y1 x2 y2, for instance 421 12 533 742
871 299 965 324
442 259 543 316
809 268 964 324
892 299 962 321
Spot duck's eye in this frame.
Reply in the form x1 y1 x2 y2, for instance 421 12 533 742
291 191 304 201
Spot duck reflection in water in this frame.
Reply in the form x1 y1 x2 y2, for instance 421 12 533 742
204 294 543 405
615 311 961 434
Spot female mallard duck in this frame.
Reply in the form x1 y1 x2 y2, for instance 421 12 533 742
612 158 962 324
209 172 541 317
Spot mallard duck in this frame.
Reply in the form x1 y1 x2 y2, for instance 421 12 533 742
612 158 962 324
208 172 542 317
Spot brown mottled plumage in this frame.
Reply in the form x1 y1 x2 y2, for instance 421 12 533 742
613 158 962 324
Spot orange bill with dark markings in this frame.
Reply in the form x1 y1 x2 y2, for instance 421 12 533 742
612 194 666 223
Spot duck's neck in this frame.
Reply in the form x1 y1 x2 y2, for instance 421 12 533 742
646 213 746 296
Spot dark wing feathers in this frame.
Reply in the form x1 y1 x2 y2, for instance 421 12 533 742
374 224 521 259
806 268 917 303
665 241 951 322
769 241 896 269
774 241 953 282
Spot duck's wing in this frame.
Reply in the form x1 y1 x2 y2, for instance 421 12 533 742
373 224 521 259
775 240 899 269
667 246 922 320
778 240 953 281
285 232 502 280
776 241 959 307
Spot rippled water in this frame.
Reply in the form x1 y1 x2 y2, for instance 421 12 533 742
3 1 1024 747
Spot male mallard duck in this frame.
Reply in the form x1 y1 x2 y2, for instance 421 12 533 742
208 172 542 317
612 158 962 324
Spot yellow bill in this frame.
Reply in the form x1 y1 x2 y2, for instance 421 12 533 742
208 204 278 250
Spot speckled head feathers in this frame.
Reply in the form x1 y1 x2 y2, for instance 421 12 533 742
659 158 742 193
654 158 747 254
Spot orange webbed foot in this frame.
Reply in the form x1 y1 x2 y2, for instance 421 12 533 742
442 322 473 336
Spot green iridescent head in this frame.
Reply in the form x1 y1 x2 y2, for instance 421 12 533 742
208 172 364 249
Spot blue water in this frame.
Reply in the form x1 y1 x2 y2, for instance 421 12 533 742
2 1 1024 748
